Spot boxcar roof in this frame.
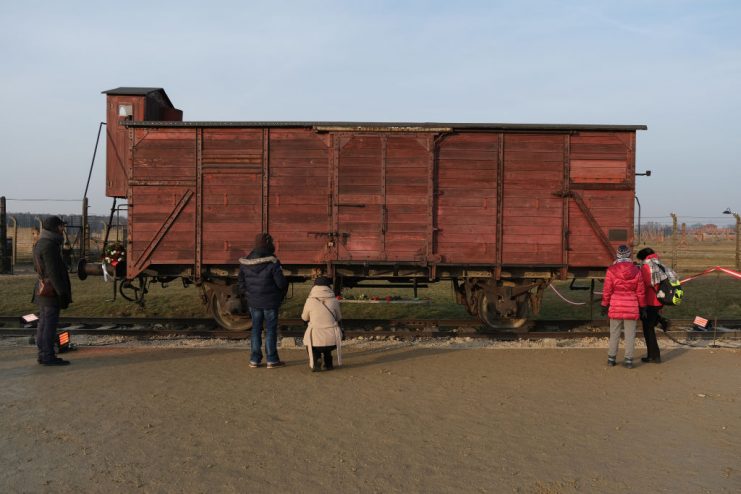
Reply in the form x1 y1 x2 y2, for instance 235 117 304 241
121 120 647 132
102 87 175 108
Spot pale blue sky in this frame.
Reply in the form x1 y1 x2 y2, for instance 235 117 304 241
0 0 738 224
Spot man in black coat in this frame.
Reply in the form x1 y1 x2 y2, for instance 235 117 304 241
238 233 288 368
32 216 72 366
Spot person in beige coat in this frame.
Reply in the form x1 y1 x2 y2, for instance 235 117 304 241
302 277 343 371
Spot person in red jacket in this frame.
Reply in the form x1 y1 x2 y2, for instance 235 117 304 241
636 247 668 363
601 245 646 368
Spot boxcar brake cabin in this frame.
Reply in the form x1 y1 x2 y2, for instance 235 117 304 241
93 87 646 330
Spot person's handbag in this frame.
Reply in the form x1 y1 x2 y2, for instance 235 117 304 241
319 299 345 340
37 278 57 297
33 253 57 297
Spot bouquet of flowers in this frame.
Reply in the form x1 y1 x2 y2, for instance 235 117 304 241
103 242 126 267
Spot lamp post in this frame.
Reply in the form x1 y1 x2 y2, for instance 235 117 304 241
723 208 740 271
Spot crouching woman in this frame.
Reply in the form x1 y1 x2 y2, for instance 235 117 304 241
302 276 343 372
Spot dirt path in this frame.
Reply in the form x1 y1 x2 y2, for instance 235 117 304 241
0 340 738 493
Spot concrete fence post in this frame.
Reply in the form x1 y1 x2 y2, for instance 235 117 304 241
0 196 7 273
670 213 678 270
734 213 740 271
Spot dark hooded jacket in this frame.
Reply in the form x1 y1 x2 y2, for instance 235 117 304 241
32 229 72 308
237 247 288 309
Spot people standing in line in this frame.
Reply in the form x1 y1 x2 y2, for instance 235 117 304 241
636 247 667 363
32 216 72 366
601 244 646 369
238 233 288 369
301 276 343 372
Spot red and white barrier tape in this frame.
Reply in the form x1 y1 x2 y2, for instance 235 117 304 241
679 266 741 283
547 265 740 307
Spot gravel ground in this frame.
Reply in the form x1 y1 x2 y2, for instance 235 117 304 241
0 335 739 493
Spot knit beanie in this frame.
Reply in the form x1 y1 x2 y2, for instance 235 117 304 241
616 244 632 259
314 276 332 286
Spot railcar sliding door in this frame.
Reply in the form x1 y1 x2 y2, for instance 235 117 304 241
334 133 431 262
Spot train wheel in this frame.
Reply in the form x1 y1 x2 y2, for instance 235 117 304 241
478 291 530 332
210 290 252 331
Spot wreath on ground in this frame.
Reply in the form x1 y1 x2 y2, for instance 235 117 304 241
103 242 126 267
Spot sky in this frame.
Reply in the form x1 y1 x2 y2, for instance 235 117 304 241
0 0 739 225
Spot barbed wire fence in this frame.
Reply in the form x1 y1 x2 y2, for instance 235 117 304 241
2 196 739 273
635 213 740 272
0 197 127 269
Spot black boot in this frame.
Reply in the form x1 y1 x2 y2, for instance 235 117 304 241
323 351 334 370
658 316 670 331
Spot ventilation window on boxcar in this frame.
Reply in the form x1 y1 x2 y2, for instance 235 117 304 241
118 104 133 118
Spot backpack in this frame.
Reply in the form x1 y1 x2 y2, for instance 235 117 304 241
654 263 683 306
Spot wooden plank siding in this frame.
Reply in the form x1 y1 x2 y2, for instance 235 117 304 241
384 135 429 261
501 134 565 265
106 95 147 197
568 132 634 267
201 128 263 264
268 130 331 264
436 134 499 263
123 122 637 278
336 134 384 260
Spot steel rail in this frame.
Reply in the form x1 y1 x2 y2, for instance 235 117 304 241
0 316 739 341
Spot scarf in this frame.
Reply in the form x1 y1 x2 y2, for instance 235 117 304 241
644 257 673 285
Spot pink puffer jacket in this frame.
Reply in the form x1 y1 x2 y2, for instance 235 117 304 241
601 261 646 320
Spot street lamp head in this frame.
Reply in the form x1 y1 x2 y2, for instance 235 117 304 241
723 208 734 215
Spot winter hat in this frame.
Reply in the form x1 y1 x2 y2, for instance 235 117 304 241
254 232 273 248
42 215 66 231
616 244 632 259
636 247 654 260
313 276 332 286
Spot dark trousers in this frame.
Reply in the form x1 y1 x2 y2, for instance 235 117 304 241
37 304 60 362
312 345 336 369
641 306 662 359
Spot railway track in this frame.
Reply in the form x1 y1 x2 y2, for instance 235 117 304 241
1 316 739 342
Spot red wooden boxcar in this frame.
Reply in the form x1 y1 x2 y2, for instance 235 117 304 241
100 87 646 329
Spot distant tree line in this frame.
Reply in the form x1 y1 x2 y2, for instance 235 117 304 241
5 212 126 233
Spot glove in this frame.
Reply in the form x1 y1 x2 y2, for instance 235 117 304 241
600 305 609 316
639 307 648 320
